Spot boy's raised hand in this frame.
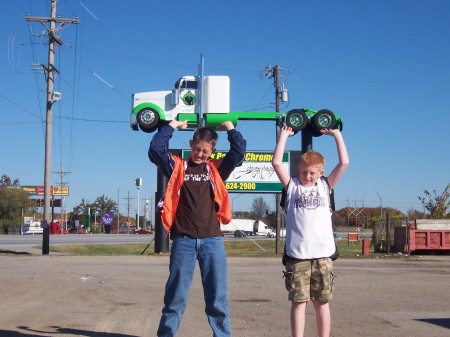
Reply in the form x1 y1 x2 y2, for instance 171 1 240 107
280 126 295 137
217 121 235 131
320 128 339 137
169 120 188 130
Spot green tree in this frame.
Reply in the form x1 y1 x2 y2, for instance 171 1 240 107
70 198 90 225
70 195 118 225
418 184 450 219
0 174 20 187
0 175 29 233
232 210 254 219
90 195 118 218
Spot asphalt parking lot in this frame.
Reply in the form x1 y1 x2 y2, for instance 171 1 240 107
0 253 449 337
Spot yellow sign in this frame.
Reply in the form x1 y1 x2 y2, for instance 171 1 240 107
52 186 69 196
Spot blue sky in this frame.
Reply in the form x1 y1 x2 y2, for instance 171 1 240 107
1 0 449 222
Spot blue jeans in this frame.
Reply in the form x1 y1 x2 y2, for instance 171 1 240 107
157 236 231 337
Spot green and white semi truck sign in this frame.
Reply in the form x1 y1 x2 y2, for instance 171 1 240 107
130 75 343 135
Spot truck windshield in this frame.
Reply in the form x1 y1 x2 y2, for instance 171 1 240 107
174 78 198 90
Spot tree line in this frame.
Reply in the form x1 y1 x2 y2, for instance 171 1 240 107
1 174 448 234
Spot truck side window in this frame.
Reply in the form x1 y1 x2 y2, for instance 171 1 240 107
174 78 198 90
186 81 198 90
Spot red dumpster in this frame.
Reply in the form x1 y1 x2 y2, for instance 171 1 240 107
362 239 370 256
50 221 61 234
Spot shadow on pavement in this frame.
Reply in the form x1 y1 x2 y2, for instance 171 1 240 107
0 250 31 255
0 326 140 337
414 318 450 330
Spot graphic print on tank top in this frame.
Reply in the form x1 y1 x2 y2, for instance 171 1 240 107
292 186 325 210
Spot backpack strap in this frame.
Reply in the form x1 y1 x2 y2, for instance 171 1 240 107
320 176 335 212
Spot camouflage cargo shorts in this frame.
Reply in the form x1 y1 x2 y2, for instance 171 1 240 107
283 257 335 302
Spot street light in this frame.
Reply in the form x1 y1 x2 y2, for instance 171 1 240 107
135 178 142 229
374 191 383 218
144 199 149 230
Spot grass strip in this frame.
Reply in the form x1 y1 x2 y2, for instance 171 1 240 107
50 239 382 258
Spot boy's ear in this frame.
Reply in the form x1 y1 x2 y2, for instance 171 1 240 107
319 169 325 176
189 140 193 148
211 147 216 154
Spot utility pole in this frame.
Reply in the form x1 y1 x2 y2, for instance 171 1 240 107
26 0 79 254
263 65 288 255
143 198 149 230
52 162 70 233
142 196 154 230
123 191 134 232
117 188 120 234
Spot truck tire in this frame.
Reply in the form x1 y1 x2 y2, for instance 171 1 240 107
312 109 336 132
286 109 308 133
137 108 160 133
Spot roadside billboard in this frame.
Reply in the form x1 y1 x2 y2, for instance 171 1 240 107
9 186 69 196
181 150 290 193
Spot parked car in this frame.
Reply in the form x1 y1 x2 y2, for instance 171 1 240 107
133 229 152 235
68 228 84 234
267 229 286 238
233 230 247 238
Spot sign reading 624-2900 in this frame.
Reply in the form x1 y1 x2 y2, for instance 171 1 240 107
225 182 257 190
223 151 289 193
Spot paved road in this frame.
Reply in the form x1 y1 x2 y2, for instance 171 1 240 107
0 234 158 254
0 249 449 337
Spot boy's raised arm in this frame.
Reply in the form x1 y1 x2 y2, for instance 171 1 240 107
321 128 349 189
217 121 246 181
272 126 294 189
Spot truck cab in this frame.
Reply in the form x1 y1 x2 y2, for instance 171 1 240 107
131 75 230 133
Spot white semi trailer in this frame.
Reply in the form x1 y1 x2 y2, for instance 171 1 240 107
221 219 271 237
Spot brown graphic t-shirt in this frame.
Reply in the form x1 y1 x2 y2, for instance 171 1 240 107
172 161 221 238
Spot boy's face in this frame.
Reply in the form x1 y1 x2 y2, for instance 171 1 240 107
298 163 324 187
189 140 215 164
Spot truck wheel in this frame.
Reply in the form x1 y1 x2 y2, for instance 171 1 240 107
137 108 160 133
312 109 336 132
286 109 308 133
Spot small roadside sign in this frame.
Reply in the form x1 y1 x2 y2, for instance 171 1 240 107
102 213 114 225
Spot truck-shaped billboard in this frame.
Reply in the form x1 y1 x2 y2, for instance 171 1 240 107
130 75 343 135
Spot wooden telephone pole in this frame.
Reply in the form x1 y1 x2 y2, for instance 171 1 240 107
26 0 79 254
264 65 288 254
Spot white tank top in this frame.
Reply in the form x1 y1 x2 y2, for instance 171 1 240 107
285 177 335 259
